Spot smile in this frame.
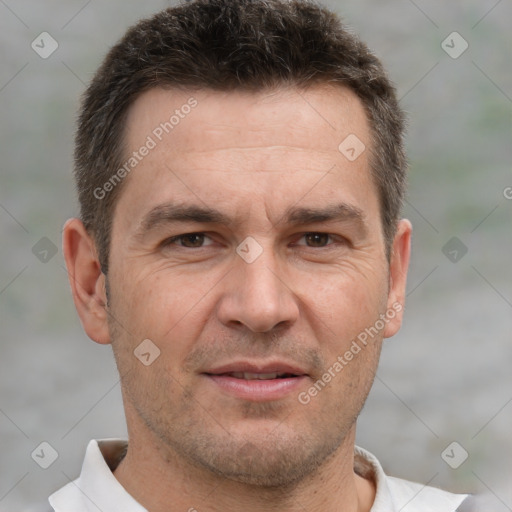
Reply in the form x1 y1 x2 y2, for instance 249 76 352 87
202 362 309 401
223 372 298 380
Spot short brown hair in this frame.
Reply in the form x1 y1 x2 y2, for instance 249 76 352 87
75 0 407 273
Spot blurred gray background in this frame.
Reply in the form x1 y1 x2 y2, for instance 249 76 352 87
1 0 511 510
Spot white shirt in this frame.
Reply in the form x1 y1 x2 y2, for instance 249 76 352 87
49 439 470 511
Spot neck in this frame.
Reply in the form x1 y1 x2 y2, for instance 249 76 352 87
113 425 375 512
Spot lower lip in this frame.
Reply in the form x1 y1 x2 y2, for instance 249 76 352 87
204 374 308 401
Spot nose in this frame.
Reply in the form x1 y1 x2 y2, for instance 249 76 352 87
216 242 300 333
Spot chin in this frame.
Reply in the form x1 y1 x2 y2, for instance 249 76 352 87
174 423 345 489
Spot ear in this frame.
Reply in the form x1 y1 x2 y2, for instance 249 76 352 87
62 218 111 345
383 218 412 339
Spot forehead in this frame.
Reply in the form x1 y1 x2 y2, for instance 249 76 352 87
125 84 369 156
114 84 377 233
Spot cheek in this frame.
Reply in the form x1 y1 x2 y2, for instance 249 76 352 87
303 272 386 399
299 266 389 363
109 268 218 363
302 260 388 318
109 242 389 350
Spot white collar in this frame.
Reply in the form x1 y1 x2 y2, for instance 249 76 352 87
353 446 468 511
49 439 468 511
49 439 145 512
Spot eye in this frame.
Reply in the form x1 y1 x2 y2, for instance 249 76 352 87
296 232 339 248
161 232 214 249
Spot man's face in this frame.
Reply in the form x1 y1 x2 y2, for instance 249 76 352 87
105 85 406 485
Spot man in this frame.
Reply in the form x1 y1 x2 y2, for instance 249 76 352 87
53 0 474 510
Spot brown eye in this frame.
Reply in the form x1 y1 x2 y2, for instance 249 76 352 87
179 233 206 248
304 233 331 247
162 233 213 249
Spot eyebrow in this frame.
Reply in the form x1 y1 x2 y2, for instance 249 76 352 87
285 203 366 228
135 201 367 239
136 204 232 239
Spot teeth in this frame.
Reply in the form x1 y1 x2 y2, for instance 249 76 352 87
248 372 279 380
230 372 284 380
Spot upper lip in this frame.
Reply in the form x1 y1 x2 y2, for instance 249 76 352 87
203 361 308 376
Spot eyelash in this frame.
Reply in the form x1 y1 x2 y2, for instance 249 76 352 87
162 233 214 249
161 232 346 249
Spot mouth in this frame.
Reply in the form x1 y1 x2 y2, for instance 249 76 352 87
216 371 300 380
202 363 309 401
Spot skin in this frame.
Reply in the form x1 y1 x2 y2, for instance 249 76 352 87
63 84 411 512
